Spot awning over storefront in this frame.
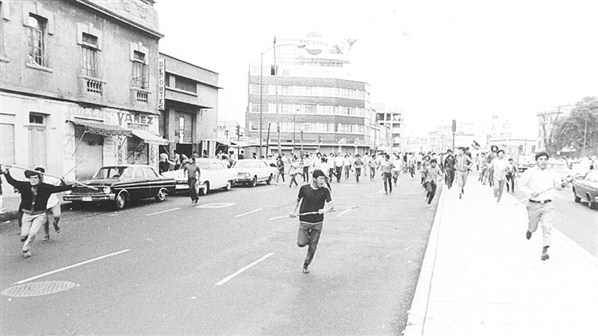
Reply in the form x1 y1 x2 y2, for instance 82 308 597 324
131 129 169 145
68 120 131 136
230 140 250 148
132 130 168 145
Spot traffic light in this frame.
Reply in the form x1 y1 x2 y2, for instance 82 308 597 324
235 125 241 137
270 65 278 76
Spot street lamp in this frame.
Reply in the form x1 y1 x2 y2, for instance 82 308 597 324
258 39 306 158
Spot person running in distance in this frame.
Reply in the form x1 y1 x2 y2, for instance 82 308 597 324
423 159 443 206
290 169 334 274
381 154 395 194
505 158 518 193
518 152 567 261
491 149 509 203
455 147 474 199
353 154 364 183
184 158 201 204
443 149 456 189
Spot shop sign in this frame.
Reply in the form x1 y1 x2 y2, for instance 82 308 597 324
117 112 154 126
158 58 166 111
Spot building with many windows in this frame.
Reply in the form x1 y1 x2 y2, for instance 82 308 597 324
246 32 376 156
0 0 164 185
373 104 403 151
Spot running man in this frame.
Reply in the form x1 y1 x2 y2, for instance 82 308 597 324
290 169 334 274
381 154 395 194
2 165 75 258
353 154 364 183
184 158 201 204
443 149 456 189
455 147 474 199
32 167 62 241
518 152 566 261
423 159 443 206
490 149 509 203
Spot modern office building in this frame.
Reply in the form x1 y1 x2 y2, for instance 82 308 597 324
0 0 164 182
246 32 376 156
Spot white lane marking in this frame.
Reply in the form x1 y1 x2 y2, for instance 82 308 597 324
404 245 412 251
336 208 352 217
14 249 131 285
385 251 401 258
196 203 236 209
235 208 264 218
146 208 180 216
257 187 275 193
215 253 274 286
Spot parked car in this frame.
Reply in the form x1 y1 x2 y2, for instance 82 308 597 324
572 170 598 210
63 165 175 209
230 159 278 187
161 158 236 196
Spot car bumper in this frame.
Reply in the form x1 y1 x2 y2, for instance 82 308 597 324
63 194 116 202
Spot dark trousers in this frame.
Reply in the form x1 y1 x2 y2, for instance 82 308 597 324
289 174 299 187
445 169 455 189
425 181 437 204
303 166 310 182
383 172 393 193
188 178 199 201
297 221 323 266
370 167 376 180
355 167 361 182
335 166 342 182
506 174 515 192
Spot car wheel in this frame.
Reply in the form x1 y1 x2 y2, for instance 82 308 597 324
250 176 257 187
266 174 272 185
155 188 167 202
573 189 581 203
588 194 598 210
199 182 209 196
114 192 127 210
225 181 232 191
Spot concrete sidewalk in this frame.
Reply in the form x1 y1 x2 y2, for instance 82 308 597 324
404 178 598 336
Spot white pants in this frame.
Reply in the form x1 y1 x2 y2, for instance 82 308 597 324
21 213 46 252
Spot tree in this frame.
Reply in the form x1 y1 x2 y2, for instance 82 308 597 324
551 96 598 157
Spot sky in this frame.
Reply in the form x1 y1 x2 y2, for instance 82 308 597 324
155 0 598 137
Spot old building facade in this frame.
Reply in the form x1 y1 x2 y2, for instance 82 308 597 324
0 0 164 184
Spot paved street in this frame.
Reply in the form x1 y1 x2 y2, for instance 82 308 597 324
1 173 437 335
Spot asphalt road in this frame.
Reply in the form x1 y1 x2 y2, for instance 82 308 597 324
511 184 598 257
1 172 437 335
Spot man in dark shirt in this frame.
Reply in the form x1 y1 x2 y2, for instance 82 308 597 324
183 158 201 204
291 169 334 274
2 165 75 258
443 149 456 189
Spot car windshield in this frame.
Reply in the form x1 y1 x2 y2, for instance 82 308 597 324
93 167 134 179
233 161 259 169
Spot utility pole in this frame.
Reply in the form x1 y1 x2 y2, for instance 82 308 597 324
452 119 456 151
273 36 281 156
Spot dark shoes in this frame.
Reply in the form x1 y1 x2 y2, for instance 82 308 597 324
20 236 28 242
53 222 60 233
541 252 550 261
42 234 50 241
302 264 310 274
526 231 532 240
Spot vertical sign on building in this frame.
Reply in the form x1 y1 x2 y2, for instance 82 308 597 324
158 58 166 111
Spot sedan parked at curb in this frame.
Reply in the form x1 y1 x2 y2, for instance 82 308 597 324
161 158 236 196
230 159 278 187
572 170 598 210
63 165 175 210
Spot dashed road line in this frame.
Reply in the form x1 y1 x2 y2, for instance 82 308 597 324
14 249 131 285
146 208 180 216
235 208 264 218
215 253 274 286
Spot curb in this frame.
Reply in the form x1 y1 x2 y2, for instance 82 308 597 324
402 184 447 336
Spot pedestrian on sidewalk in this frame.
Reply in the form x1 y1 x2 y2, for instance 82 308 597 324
518 152 566 261
184 158 201 204
423 159 443 206
491 149 509 203
443 149 456 189
1 165 75 258
455 147 474 199
381 154 395 194
31 168 62 241
290 169 334 274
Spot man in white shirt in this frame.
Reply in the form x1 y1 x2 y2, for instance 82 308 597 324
491 149 509 203
518 152 566 261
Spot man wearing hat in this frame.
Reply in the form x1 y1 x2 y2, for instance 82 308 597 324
1 165 75 258
32 167 63 241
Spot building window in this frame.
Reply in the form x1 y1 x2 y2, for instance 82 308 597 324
178 117 185 143
174 75 197 94
132 50 148 89
29 113 44 124
80 32 98 77
27 14 46 66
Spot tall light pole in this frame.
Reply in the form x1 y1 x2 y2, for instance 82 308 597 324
258 40 305 158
